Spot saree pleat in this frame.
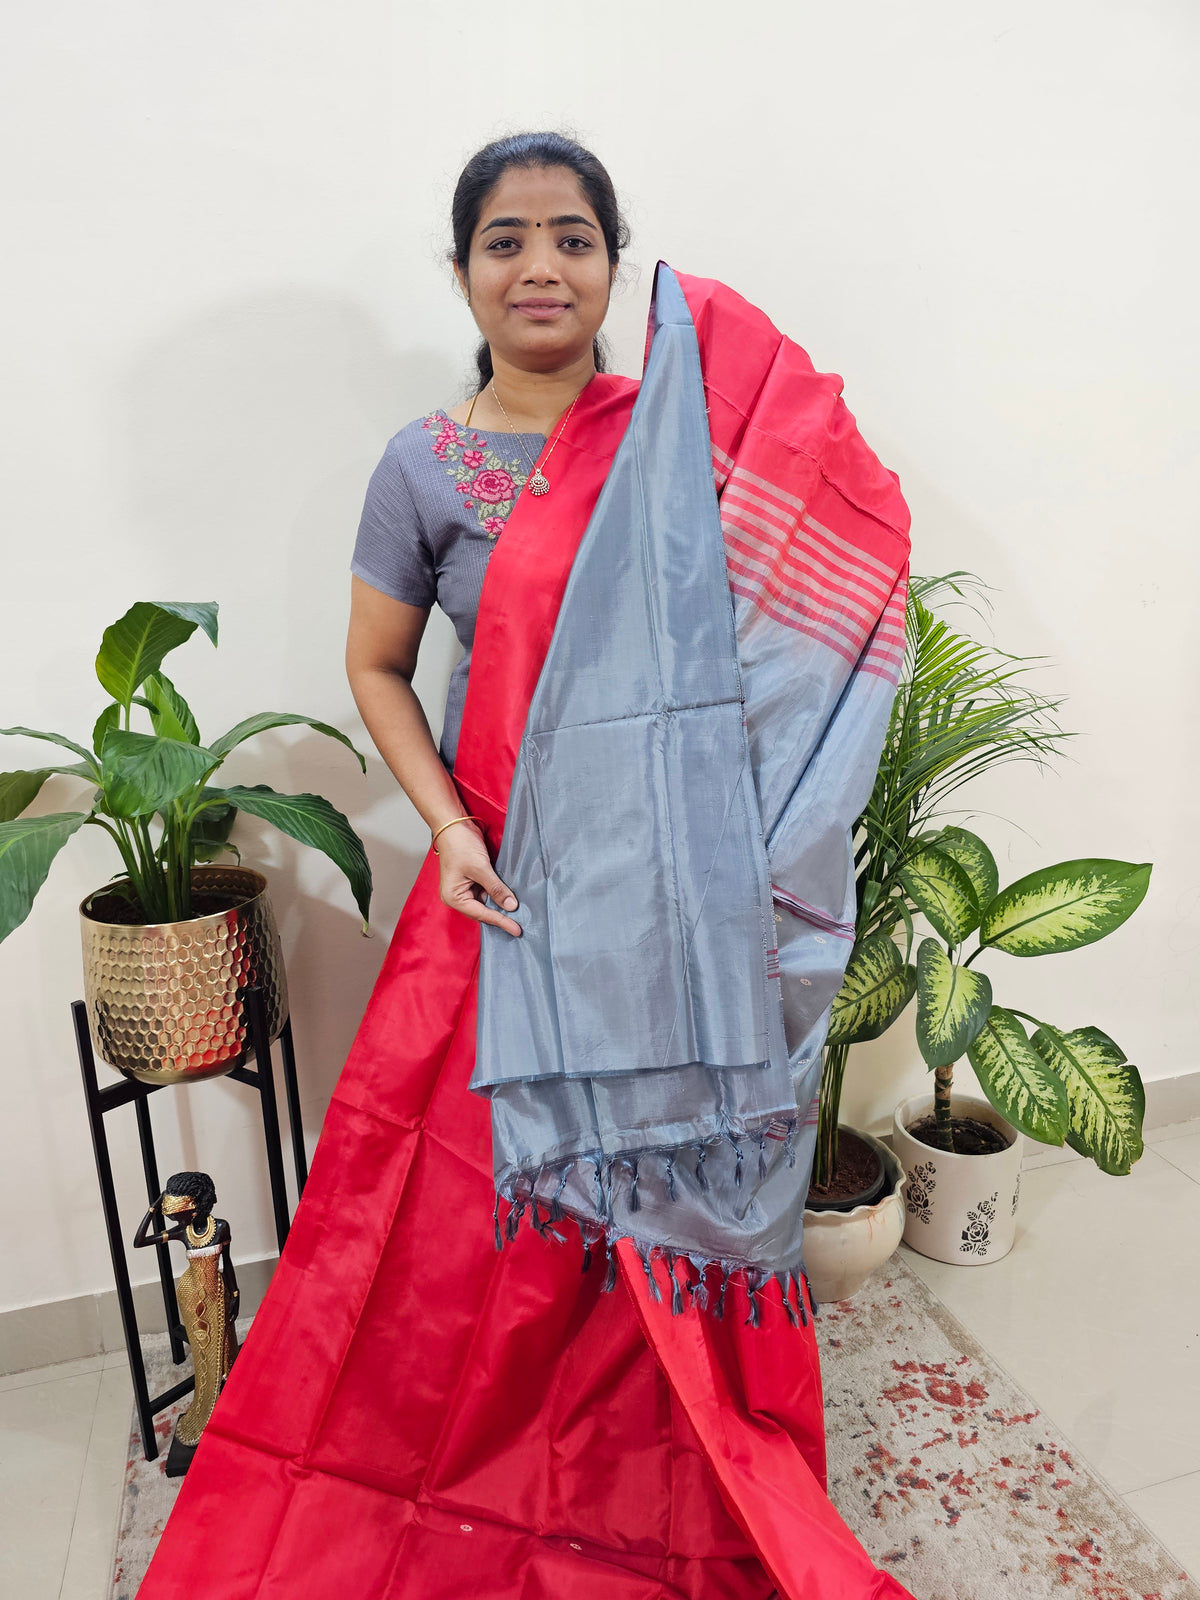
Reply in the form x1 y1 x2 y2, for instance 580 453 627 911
136 282 914 1600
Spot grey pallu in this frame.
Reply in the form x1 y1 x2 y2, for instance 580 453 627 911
470 264 903 1323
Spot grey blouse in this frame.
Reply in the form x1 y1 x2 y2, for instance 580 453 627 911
351 408 546 772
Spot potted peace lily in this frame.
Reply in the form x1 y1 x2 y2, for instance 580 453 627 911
802 573 1070 1300
0 600 371 1086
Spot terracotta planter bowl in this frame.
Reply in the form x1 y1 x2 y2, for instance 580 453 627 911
803 1128 907 1303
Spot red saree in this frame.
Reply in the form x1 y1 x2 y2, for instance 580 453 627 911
137 277 914 1600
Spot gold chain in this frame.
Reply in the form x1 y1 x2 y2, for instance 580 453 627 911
488 380 584 497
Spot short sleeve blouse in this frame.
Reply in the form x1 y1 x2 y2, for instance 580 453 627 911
351 409 546 772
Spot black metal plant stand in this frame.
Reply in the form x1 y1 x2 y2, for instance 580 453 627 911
73 984 308 1461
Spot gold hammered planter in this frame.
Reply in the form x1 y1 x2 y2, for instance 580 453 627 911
80 866 288 1086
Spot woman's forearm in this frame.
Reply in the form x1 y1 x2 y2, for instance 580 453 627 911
348 665 470 836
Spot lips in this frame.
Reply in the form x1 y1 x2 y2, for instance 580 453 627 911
512 300 570 322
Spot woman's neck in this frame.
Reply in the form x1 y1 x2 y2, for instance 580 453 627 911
467 350 598 435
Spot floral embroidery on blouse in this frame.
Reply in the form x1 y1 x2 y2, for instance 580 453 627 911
421 411 538 542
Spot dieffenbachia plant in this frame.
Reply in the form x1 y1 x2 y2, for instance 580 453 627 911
827 824 1151 1174
0 601 371 937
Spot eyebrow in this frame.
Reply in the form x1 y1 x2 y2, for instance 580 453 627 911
480 214 598 233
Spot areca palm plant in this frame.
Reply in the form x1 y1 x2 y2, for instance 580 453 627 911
812 573 1070 1188
0 600 371 938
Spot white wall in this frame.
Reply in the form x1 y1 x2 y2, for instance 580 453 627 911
1 1 1195 1312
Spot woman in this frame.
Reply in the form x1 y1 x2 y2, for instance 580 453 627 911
138 132 914 1600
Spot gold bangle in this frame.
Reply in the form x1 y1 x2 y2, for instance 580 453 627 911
431 814 483 853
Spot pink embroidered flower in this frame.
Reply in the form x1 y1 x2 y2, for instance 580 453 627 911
470 468 517 504
462 449 485 469
463 500 474 510
483 515 506 536
454 481 472 495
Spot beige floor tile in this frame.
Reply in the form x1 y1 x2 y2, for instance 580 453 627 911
0 1353 106 1395
58 1366 132 1600
899 1145 1200 1495
0 1371 101 1600
1020 1140 1081 1171
1123 1470 1200 1580
1146 1116 1200 1146
1153 1131 1200 1186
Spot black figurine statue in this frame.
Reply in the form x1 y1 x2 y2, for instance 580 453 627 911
134 1171 240 1477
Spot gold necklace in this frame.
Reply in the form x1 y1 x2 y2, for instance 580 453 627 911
186 1214 217 1247
488 379 584 497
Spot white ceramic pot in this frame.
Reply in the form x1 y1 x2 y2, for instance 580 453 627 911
803 1129 908 1303
892 1091 1023 1265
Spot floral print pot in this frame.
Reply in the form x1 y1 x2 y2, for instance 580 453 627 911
803 1128 908 1303
893 1092 1023 1266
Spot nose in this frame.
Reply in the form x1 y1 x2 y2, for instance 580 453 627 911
522 249 561 284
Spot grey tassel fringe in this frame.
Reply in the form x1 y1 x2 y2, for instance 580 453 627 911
490 1118 812 1331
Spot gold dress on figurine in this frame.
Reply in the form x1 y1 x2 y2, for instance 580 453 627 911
170 1213 240 1448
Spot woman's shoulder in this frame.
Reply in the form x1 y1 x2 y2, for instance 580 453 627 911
377 408 452 460
366 409 469 494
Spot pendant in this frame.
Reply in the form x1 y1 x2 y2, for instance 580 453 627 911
527 469 550 497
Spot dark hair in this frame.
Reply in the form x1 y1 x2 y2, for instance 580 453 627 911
449 130 630 389
164 1171 218 1222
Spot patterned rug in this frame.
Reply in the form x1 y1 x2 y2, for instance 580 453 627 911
820 1259 1197 1600
109 1264 1197 1599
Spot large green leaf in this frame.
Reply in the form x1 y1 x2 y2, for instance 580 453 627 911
191 797 240 864
95 602 217 708
1030 1024 1144 1175
0 770 51 822
979 859 1152 957
141 673 200 745
0 765 96 822
966 1006 1069 1145
92 704 120 757
915 938 992 1068
0 811 90 942
207 712 366 771
212 783 371 926
900 843 980 944
1 726 99 776
100 729 219 818
928 826 999 911
826 932 916 1045
152 602 219 645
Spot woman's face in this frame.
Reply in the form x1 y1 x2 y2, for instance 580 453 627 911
455 164 615 377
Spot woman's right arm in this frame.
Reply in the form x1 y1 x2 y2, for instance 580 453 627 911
345 575 521 937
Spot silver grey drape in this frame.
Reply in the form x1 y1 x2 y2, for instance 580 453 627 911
469 264 906 1324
